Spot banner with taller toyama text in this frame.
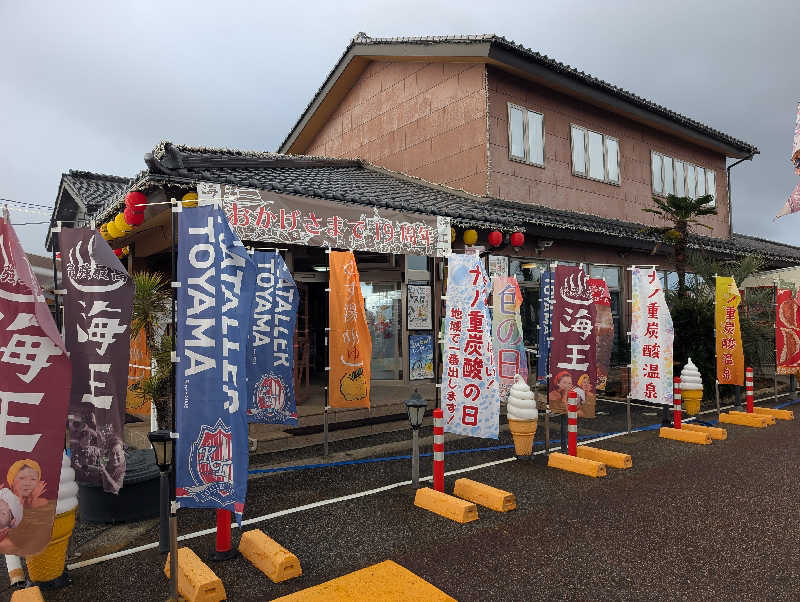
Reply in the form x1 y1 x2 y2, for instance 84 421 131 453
548 266 597 417
197 182 452 257
246 251 299 424
715 276 744 385
537 270 554 382
589 278 614 391
0 217 71 555
776 288 800 375
329 251 371 408
61 228 133 494
442 254 500 438
492 276 527 402
630 267 673 405
175 204 254 522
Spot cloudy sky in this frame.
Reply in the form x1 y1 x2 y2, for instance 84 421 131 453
1 0 798 255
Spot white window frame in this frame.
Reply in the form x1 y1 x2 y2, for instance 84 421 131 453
570 124 620 185
651 151 716 207
507 103 545 168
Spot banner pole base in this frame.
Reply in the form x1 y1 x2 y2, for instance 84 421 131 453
209 509 238 562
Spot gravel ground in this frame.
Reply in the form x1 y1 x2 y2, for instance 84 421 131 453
3 397 798 601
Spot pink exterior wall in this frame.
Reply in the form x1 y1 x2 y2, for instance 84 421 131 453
305 61 488 196
487 67 730 239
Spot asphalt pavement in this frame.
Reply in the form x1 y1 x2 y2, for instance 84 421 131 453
4 397 800 601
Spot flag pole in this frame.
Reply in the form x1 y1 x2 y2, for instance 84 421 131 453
323 246 331 458
774 279 779 404
714 274 721 420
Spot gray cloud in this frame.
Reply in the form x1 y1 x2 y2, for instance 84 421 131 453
1 0 798 254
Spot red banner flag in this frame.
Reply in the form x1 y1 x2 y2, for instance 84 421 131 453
589 278 613 391
776 288 800 375
0 217 71 555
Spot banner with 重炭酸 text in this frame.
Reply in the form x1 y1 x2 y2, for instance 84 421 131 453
247 251 299 424
197 182 452 257
589 278 614 391
492 276 528 402
61 228 133 494
715 276 744 386
442 253 500 439
630 267 673 405
548 266 596 417
0 217 71 555
175 204 254 522
329 251 371 408
776 288 800 375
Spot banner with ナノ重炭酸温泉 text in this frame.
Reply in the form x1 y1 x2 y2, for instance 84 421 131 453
175 204 254 522
630 267 673 405
247 251 299 425
442 253 500 439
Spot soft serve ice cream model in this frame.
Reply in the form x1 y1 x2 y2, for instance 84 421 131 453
507 375 538 456
680 358 703 414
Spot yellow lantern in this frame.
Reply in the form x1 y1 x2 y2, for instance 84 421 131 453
99 224 111 240
115 213 132 233
106 220 122 238
450 227 456 243
182 192 199 208
463 229 478 246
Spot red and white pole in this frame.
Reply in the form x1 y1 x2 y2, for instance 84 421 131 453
746 367 754 413
673 376 682 429
433 408 444 492
567 390 578 456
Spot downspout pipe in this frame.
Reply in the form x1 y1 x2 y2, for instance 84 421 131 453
726 153 756 239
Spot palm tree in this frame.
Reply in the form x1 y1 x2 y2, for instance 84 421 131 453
130 272 172 428
642 194 717 295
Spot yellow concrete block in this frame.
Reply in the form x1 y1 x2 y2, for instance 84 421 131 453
239 529 302 583
729 410 776 425
753 407 794 421
414 487 478 523
576 445 632 469
453 478 516 512
719 412 770 428
272 560 456 601
681 423 727 440
164 547 226 602
547 452 606 477
659 427 712 444
10 587 44 602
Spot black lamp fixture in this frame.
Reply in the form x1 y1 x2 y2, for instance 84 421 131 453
148 429 174 472
404 390 427 430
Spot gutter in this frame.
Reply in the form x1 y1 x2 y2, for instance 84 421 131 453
726 152 756 239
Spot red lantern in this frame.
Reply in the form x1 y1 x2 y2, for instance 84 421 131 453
487 230 503 247
510 232 525 248
124 207 145 226
125 191 147 211
114 248 123 257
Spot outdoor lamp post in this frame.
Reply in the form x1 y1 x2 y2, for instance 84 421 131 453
149 430 177 602
405 390 427 487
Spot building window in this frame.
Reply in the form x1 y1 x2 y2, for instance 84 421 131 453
651 152 716 207
507 103 544 167
570 125 620 185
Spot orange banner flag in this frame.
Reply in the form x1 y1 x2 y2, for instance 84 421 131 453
329 251 371 408
715 276 744 385
126 329 151 415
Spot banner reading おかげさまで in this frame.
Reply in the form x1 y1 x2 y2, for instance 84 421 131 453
0 217 71 556
442 254 500 439
175 205 254 521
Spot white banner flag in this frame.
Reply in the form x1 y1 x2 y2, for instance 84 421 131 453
630 267 674 405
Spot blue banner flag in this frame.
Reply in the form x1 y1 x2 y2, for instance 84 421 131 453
175 204 254 521
246 251 299 425
537 270 554 382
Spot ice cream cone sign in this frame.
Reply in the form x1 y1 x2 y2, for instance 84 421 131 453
507 375 538 456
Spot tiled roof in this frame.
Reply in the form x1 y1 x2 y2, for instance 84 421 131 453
280 33 758 157
62 170 132 213
86 142 799 266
